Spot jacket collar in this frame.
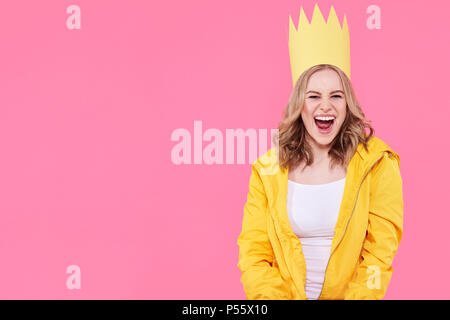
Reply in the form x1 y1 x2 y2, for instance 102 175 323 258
355 135 400 165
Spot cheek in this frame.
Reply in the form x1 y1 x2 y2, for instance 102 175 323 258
337 102 347 119
303 100 316 110
301 103 315 121
338 101 347 112
336 112 346 130
300 112 314 127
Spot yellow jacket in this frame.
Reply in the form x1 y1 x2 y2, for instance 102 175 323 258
237 136 403 300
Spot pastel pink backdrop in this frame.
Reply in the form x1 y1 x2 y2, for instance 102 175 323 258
0 0 447 299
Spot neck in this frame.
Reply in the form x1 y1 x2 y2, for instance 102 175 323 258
307 134 332 165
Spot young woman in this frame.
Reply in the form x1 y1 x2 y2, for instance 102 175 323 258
237 64 404 300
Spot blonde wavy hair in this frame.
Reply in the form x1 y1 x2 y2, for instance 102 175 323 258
274 64 374 171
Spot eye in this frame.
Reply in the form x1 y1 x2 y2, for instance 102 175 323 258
332 95 343 98
308 95 319 99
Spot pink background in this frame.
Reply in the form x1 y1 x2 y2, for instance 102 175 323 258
0 0 447 299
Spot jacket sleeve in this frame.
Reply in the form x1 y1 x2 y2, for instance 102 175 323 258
237 164 292 300
344 152 404 300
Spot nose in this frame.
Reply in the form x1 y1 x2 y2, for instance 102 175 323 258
319 102 333 113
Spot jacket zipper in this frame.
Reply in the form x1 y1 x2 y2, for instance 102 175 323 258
316 151 386 300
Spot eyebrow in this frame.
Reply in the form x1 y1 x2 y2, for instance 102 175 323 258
306 90 345 95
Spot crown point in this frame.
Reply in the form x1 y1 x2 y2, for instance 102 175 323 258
342 14 349 31
298 6 309 28
289 15 295 29
327 6 341 29
329 5 337 17
311 3 326 25
289 15 298 38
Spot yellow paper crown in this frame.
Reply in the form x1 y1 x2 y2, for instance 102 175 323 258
289 4 351 86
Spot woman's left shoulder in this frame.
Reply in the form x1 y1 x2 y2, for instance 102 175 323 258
365 135 401 168
364 136 403 185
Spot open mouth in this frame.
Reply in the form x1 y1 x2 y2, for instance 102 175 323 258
314 118 335 133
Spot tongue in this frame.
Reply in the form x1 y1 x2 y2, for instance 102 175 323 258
316 119 332 129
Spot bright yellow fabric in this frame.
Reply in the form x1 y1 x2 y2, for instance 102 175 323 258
237 136 403 300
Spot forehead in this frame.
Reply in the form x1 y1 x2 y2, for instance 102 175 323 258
306 69 343 90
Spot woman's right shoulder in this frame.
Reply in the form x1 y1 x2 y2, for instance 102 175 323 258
251 146 282 177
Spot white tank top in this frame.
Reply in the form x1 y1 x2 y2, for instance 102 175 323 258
286 177 346 300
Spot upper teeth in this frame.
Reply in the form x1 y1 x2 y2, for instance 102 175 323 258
315 116 335 121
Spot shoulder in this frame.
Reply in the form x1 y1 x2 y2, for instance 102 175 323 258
251 146 280 174
363 136 403 185
357 135 401 168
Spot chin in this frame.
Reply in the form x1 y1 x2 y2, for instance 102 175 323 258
309 129 337 145
313 136 334 146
